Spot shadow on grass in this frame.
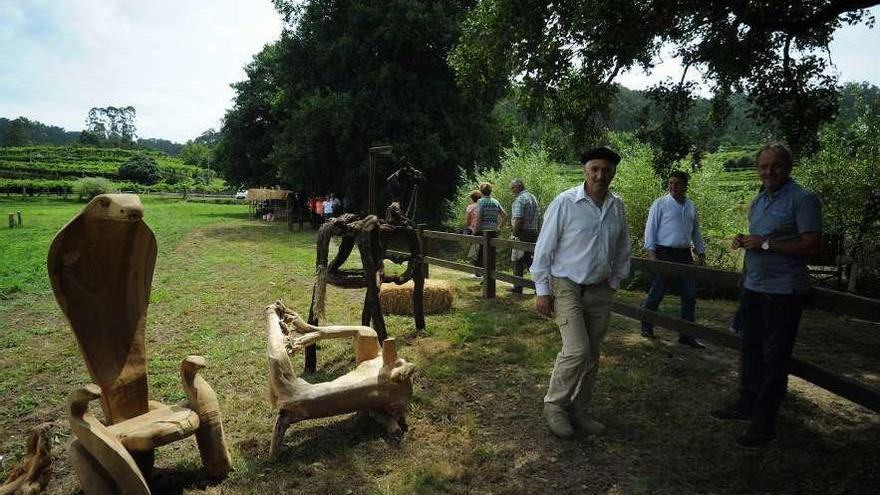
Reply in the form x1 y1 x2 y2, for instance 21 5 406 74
407 287 880 494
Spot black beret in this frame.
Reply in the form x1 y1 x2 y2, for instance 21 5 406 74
580 146 621 166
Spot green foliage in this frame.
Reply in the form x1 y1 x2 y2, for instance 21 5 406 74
118 154 160 185
796 84 880 270
605 133 662 252
445 141 570 231
72 177 115 201
180 142 212 169
452 1 872 162
218 0 500 220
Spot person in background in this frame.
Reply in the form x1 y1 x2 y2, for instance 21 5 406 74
531 147 631 438
322 194 333 222
464 189 482 235
711 143 822 449
640 170 707 349
315 195 325 225
332 194 342 218
473 182 508 275
463 189 483 274
509 179 541 294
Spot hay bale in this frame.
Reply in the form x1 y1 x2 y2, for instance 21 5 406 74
379 279 453 315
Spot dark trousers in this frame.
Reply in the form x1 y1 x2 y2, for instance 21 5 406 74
641 246 696 337
736 289 805 428
511 230 538 292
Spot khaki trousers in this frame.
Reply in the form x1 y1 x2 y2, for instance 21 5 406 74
543 276 613 412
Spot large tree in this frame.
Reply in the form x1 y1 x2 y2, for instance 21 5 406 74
216 0 500 218
451 1 878 159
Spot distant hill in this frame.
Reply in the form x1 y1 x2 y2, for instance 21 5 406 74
0 117 184 155
0 145 223 195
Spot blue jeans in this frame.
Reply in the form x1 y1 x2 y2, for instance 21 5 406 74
641 246 696 337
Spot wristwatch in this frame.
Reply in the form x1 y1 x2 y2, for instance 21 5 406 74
761 238 770 251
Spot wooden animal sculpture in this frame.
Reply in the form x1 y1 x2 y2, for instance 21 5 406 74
47 194 232 494
304 163 428 373
0 423 53 495
266 301 414 460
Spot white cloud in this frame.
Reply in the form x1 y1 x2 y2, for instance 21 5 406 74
0 0 281 142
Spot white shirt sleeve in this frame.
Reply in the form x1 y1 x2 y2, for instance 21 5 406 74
530 196 563 296
609 201 632 289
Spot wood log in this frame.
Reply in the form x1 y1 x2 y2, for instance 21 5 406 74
266 302 414 459
0 423 53 495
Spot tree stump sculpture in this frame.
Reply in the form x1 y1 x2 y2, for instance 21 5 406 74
47 194 232 494
0 423 53 495
304 163 427 372
266 301 414 460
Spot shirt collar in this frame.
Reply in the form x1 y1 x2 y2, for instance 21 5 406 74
575 183 616 205
762 178 795 202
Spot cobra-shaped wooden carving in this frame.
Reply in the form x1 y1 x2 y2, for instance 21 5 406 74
266 301 414 459
48 194 231 494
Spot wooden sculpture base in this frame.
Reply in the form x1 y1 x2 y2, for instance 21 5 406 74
266 301 415 459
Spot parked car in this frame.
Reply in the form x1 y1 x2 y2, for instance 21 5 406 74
234 190 247 200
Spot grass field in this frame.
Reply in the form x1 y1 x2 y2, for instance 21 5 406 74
1 198 878 494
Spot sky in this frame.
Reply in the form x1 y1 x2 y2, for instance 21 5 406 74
1 2 879 143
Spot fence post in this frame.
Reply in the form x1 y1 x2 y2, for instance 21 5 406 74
8 213 15 229
17 211 22 227
417 223 429 279
483 231 496 299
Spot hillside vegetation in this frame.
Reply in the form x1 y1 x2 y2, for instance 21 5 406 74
0 145 224 195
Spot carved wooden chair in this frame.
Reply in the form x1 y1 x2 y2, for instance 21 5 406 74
266 301 414 459
48 194 232 494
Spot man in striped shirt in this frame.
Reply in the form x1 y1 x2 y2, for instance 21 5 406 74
509 179 541 293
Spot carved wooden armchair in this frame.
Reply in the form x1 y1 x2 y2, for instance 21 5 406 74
266 301 414 459
48 194 232 494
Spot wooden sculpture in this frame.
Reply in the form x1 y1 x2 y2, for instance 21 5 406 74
266 301 414 459
0 423 53 495
304 162 427 372
47 194 231 494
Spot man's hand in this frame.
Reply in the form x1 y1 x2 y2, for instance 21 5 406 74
738 235 766 250
536 295 554 317
646 250 657 261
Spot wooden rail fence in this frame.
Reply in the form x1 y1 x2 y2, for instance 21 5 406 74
388 227 880 413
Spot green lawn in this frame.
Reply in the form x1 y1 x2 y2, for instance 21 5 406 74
0 197 877 494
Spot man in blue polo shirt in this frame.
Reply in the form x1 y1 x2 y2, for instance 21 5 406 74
711 143 822 449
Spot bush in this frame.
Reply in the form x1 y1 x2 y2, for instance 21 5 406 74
606 132 663 254
73 177 115 201
445 141 570 232
118 154 160 185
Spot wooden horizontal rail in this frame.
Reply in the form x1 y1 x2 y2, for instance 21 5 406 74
630 257 741 288
425 256 483 276
399 228 880 412
417 228 880 322
613 302 880 412
811 287 880 322
491 237 536 252
493 272 534 288
422 230 481 244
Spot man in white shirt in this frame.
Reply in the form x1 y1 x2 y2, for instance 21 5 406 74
531 147 631 438
640 171 706 348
